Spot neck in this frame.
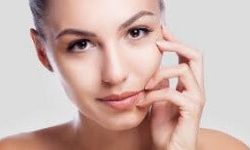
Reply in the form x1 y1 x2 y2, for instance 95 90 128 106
71 112 153 150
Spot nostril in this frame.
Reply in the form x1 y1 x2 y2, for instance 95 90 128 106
101 72 128 87
101 80 112 87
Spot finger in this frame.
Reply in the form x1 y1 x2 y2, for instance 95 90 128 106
151 100 179 123
136 88 187 109
156 40 204 90
160 25 177 42
145 63 199 92
145 78 169 91
137 89 204 118
150 101 179 145
144 66 169 91
156 40 202 61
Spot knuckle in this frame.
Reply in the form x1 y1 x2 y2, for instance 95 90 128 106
188 94 205 109
190 102 202 114
159 67 172 81
160 67 168 78
192 104 200 112
179 63 190 73
196 98 206 109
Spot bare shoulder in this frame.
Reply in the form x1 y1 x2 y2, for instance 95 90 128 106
0 122 73 150
0 132 39 150
198 128 249 150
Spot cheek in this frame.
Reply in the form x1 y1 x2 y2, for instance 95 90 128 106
51 52 101 103
125 42 162 83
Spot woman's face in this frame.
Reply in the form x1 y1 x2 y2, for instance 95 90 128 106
41 0 164 130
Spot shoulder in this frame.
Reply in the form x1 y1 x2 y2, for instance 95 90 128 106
198 128 249 150
0 132 42 150
0 122 73 150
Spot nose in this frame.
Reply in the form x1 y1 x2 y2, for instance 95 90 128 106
101 44 128 86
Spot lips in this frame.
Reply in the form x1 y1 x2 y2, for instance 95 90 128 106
98 90 142 101
97 90 143 111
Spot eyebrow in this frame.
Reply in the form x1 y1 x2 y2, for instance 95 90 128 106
55 10 155 39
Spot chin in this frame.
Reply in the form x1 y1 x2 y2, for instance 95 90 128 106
99 109 148 131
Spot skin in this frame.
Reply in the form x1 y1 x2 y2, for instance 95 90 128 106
0 0 249 149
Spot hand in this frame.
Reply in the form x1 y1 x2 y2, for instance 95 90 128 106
136 26 206 150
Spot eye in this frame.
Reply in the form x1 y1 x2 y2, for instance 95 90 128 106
127 27 153 40
67 39 95 52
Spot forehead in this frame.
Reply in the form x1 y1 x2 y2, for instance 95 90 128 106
45 0 160 34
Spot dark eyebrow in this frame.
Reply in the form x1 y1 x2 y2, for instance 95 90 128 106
56 29 97 39
118 10 154 31
55 10 155 39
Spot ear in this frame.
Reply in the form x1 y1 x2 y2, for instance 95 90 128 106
30 28 54 72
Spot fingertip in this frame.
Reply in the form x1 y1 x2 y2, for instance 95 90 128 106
161 27 176 42
156 40 170 52
136 102 149 108
136 97 150 108
145 81 155 90
155 40 167 49
156 40 166 46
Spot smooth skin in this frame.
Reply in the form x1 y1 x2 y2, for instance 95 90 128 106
1 0 249 149
0 30 249 150
1 28 248 150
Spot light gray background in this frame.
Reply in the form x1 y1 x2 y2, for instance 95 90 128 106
0 0 249 146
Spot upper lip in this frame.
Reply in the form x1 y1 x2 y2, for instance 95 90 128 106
98 90 142 101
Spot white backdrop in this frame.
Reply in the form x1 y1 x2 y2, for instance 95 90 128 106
0 0 249 146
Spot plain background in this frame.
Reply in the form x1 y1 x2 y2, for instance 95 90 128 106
0 0 249 146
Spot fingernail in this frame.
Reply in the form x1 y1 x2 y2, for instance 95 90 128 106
161 25 167 31
136 100 143 106
136 101 147 108
145 80 155 90
156 40 166 46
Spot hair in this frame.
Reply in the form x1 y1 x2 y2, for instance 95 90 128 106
29 0 167 39
29 0 48 39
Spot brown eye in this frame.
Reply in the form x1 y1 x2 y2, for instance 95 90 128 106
67 39 94 52
128 27 152 40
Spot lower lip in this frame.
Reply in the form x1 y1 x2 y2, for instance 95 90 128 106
99 92 143 111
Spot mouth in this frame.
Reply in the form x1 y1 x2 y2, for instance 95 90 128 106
97 90 144 111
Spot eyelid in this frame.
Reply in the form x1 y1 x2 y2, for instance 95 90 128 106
67 39 95 52
126 26 153 39
128 24 152 30
128 25 153 34
66 25 154 52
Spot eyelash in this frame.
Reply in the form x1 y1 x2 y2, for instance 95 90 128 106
67 39 92 52
66 26 154 52
127 26 153 40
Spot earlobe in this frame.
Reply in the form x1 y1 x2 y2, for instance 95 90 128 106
30 28 53 72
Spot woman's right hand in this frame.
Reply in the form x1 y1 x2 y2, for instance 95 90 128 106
137 26 206 150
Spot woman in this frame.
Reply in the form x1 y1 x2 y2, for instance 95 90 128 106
0 0 248 149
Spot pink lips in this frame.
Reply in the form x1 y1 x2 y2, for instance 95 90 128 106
97 90 143 111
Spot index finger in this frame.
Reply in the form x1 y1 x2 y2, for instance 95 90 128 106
161 25 177 42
